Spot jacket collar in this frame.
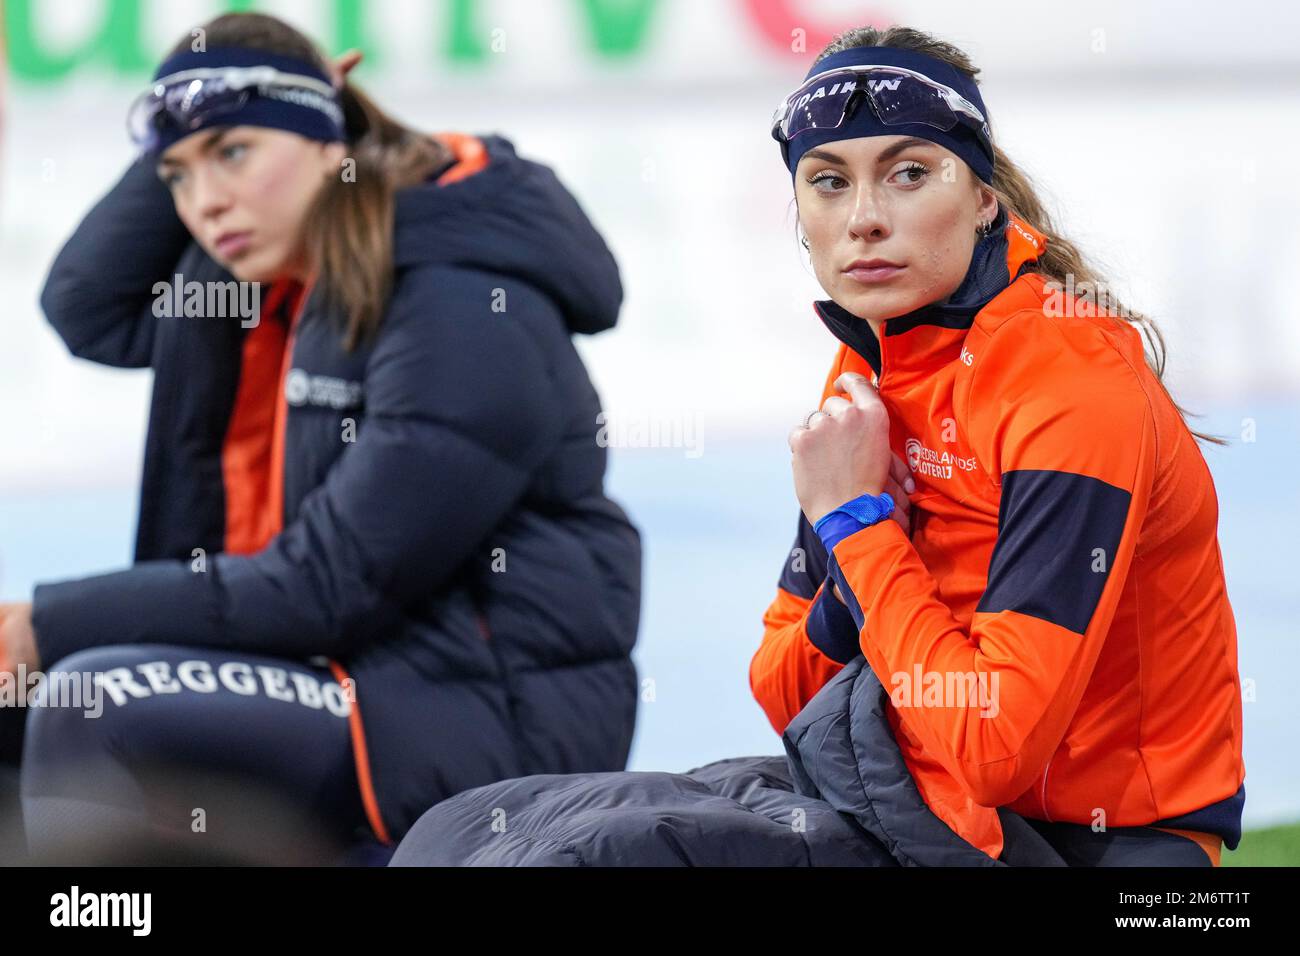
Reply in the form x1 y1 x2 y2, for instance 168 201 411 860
814 208 1049 381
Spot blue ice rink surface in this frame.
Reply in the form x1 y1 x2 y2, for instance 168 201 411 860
1 398 1296 829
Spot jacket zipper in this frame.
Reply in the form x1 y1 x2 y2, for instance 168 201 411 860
874 324 887 391
268 279 313 534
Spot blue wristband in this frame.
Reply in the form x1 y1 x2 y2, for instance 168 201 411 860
813 491 895 553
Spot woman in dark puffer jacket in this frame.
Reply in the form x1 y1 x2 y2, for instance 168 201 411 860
0 11 640 865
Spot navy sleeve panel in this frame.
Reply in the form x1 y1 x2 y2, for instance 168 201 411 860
776 508 861 664
975 468 1132 635
825 551 865 632
32 266 566 664
803 581 861 664
39 158 195 368
777 510 830 600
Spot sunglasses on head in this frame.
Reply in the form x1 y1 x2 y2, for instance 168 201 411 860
127 65 342 153
772 64 992 162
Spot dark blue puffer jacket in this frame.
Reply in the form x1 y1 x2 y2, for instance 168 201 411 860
33 134 642 843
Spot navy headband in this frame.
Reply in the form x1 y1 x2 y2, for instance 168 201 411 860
143 45 346 155
780 46 995 185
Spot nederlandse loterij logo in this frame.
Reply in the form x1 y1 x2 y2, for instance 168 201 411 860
905 437 977 480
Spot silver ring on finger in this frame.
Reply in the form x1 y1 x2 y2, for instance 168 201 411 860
802 408 825 429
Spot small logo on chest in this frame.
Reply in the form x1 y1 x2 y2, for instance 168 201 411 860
285 369 365 410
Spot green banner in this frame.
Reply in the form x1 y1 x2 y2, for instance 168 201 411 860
3 0 666 82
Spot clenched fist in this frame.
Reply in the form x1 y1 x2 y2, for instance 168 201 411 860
789 371 915 530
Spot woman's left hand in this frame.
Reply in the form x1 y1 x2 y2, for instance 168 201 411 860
789 371 895 526
0 602 40 673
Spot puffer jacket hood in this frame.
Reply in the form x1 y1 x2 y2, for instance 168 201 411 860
393 133 623 336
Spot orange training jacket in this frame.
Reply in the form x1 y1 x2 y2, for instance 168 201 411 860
750 212 1245 860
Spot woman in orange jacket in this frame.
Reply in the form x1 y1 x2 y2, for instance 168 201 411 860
751 24 1245 866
